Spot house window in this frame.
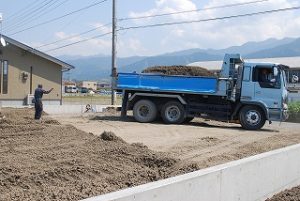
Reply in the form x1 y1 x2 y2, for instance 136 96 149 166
0 60 8 94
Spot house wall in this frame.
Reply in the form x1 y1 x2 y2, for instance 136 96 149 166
0 44 62 105
79 81 97 91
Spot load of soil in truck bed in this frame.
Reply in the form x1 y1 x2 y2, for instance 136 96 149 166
0 108 198 201
142 65 216 77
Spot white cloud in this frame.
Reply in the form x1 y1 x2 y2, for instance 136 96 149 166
117 38 148 57
33 0 300 57
125 0 300 55
128 0 198 23
44 31 111 57
89 22 112 34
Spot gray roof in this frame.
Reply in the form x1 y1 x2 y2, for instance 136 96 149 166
189 57 300 70
1 35 74 71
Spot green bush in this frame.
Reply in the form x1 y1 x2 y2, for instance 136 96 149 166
289 101 300 114
288 101 300 123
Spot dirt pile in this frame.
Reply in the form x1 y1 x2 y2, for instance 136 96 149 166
142 65 215 77
0 108 198 201
0 111 4 119
266 186 300 201
100 131 125 142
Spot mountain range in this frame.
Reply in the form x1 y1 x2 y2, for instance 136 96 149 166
61 37 300 81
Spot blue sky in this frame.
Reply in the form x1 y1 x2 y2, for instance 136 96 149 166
0 0 299 57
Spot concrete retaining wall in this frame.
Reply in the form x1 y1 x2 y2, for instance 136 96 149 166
43 105 108 115
83 144 300 201
0 100 61 107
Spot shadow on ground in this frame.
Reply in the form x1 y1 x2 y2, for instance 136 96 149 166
90 115 277 133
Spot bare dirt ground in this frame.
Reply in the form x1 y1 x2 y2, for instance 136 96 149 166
0 108 198 201
2 108 300 201
56 112 300 201
56 112 300 169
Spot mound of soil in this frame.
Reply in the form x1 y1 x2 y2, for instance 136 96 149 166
100 131 125 143
142 65 215 77
266 186 300 201
0 108 198 201
0 112 4 119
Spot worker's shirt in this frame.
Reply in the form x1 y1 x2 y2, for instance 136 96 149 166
34 88 47 101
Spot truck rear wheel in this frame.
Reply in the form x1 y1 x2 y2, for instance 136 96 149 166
133 99 157 123
239 105 266 130
161 101 186 124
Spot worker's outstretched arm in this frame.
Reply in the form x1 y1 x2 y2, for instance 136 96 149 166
44 88 54 94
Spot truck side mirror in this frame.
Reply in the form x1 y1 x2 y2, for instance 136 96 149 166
273 67 278 77
292 75 299 83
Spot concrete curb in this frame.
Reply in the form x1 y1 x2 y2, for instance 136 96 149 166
82 144 300 201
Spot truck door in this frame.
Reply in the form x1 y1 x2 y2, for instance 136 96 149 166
252 66 282 120
240 66 254 100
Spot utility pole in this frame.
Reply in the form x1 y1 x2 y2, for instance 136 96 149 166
111 0 117 105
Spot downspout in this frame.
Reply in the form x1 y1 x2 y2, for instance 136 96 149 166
60 67 63 105
61 67 72 105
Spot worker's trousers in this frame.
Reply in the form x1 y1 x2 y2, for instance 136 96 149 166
34 100 43 120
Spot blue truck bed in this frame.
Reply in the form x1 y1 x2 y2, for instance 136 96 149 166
116 73 217 94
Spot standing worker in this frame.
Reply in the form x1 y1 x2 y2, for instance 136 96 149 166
34 84 53 120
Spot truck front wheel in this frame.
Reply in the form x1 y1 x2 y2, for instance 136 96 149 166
161 101 186 124
239 105 266 130
133 99 157 123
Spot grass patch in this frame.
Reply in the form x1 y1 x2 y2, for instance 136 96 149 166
63 94 122 105
288 101 300 123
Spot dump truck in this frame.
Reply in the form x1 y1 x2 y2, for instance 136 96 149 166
114 54 289 130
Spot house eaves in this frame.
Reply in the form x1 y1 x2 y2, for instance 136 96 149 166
1 35 75 72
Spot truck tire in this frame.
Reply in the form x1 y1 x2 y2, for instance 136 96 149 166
161 101 186 124
239 105 266 130
133 99 157 123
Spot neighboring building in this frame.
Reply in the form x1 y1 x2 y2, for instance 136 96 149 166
97 82 110 89
63 80 76 87
189 56 300 101
0 35 74 106
62 80 76 93
78 81 97 91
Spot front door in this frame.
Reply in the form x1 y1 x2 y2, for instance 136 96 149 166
253 66 282 120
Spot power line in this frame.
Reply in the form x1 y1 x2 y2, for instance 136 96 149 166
4 0 57 31
119 6 300 31
42 6 300 53
5 0 69 33
36 22 112 49
5 0 47 21
118 0 270 21
8 0 110 36
44 31 112 52
6 0 69 32
37 1 95 46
